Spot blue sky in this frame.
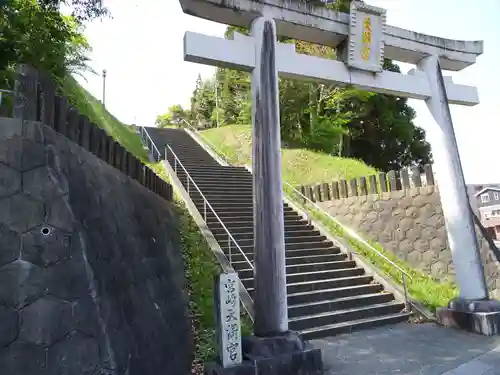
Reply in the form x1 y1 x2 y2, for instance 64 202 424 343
76 0 499 184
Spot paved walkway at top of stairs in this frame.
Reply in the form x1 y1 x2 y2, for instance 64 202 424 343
312 322 500 375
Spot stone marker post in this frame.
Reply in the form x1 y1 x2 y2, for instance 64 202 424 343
213 272 242 368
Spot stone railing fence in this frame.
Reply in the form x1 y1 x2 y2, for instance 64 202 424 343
297 164 435 203
9 64 173 201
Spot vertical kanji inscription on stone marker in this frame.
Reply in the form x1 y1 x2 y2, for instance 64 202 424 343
214 272 242 368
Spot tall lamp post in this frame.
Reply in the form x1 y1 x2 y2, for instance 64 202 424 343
102 69 107 108
215 75 220 128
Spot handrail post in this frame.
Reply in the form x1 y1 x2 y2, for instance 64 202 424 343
174 158 177 173
187 175 190 195
203 200 207 221
402 273 410 312
228 233 232 264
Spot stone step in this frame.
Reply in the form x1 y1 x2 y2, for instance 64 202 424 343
227 253 355 272
222 228 321 242
205 210 301 221
176 168 250 177
217 235 329 248
168 158 217 166
166 151 214 159
299 312 412 340
239 267 365 286
207 217 309 229
227 250 349 263
241 261 361 277
215 231 324 244
209 223 315 236
169 161 221 169
290 301 405 331
191 195 255 205
287 292 396 318
178 164 247 172
192 191 254 199
195 202 295 214
180 180 252 191
247 275 374 295
221 243 339 256
287 284 384 305
183 174 253 183
193 184 254 193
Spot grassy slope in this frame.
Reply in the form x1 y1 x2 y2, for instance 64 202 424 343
200 124 458 312
202 124 376 186
63 78 231 366
61 75 147 160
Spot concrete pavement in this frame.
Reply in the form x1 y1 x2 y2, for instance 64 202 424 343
311 322 500 375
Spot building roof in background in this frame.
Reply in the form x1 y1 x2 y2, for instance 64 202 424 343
474 186 500 196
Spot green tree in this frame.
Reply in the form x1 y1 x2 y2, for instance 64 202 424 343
37 0 108 22
156 105 189 128
0 0 92 115
0 0 91 76
168 104 188 126
155 113 172 128
191 77 216 128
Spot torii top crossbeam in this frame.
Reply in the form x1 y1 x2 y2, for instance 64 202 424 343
179 0 483 71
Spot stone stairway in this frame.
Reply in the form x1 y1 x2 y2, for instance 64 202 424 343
145 127 411 340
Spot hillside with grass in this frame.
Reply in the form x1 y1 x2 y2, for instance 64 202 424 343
61 76 148 160
196 124 458 312
201 124 377 186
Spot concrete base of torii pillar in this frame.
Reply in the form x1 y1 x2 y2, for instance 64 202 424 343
204 16 323 375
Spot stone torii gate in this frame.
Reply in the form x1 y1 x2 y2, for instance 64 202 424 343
179 0 497 371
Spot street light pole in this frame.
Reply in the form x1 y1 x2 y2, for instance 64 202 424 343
215 75 220 128
102 69 107 108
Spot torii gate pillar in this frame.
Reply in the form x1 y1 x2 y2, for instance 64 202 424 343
179 1 500 361
250 16 289 337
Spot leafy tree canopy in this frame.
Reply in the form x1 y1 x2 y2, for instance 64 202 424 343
156 104 189 128
31 0 108 22
0 0 92 114
0 0 91 76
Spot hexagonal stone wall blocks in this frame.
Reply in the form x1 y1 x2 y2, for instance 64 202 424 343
23 166 69 203
0 305 19 347
19 296 73 346
0 260 45 308
319 184 500 297
47 332 101 375
0 119 192 375
22 226 71 267
0 194 45 233
0 223 21 267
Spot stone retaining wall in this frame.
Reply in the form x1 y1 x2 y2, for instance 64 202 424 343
0 119 192 375
318 185 500 298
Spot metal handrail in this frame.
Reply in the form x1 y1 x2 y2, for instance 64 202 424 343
181 121 413 310
139 126 162 161
139 124 254 271
282 180 411 308
284 181 411 278
181 119 234 164
164 144 254 271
